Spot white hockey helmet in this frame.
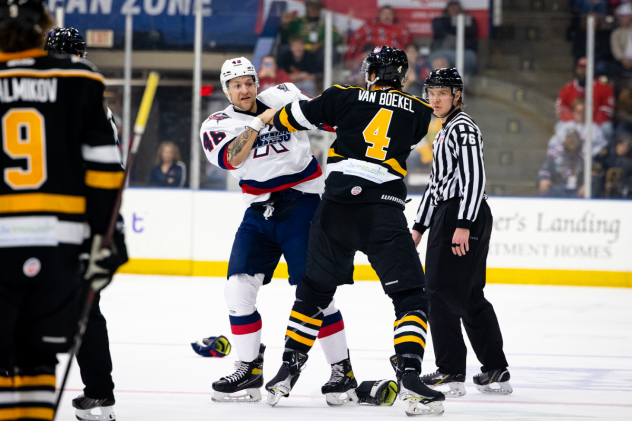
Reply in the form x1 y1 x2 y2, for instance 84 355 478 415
220 57 259 96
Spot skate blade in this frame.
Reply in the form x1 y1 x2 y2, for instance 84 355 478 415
427 382 466 398
75 406 116 421
325 389 358 406
211 388 262 403
266 389 287 407
404 399 444 417
475 381 513 395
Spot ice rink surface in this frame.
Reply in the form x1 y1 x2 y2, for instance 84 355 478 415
55 275 632 420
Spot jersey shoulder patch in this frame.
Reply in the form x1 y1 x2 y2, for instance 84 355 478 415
277 83 289 92
208 112 231 122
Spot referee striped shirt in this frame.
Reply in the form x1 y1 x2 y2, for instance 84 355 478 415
413 109 487 234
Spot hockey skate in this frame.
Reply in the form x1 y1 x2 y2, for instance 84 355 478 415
473 368 513 395
265 350 308 406
72 395 115 421
321 356 358 406
390 355 445 417
211 344 265 403
421 371 466 398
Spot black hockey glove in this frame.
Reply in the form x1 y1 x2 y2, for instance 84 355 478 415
356 379 398 406
80 215 128 292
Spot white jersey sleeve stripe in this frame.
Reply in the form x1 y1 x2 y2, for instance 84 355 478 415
81 144 122 164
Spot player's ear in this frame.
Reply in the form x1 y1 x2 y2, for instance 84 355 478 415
453 90 461 105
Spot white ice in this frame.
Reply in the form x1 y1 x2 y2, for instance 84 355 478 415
55 275 632 420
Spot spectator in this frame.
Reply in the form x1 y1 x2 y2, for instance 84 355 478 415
347 43 376 87
345 6 412 63
148 141 186 188
550 98 608 156
539 130 585 198
279 0 339 55
556 58 615 136
604 132 632 197
429 0 478 75
258 55 292 91
277 35 319 96
571 14 616 76
610 3 632 75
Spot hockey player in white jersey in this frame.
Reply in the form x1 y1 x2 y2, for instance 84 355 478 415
200 58 356 405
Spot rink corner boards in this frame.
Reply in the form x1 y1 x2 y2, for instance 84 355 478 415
116 259 632 288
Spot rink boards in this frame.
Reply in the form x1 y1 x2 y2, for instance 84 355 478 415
118 188 632 288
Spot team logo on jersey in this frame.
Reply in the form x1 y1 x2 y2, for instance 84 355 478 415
252 131 291 149
351 186 362 196
438 132 445 144
23 257 41 277
209 113 230 122
277 84 289 92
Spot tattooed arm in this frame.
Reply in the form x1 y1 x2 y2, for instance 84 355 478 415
227 127 259 167
226 108 277 167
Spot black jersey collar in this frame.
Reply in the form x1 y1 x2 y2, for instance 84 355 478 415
233 99 270 117
442 109 462 128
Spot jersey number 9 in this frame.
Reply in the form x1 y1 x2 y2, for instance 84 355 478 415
3 108 47 190
363 108 394 161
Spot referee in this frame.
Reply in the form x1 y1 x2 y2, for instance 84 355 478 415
412 68 512 396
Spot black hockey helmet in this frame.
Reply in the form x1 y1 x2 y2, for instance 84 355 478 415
361 45 408 88
0 0 47 30
45 27 87 58
424 67 464 97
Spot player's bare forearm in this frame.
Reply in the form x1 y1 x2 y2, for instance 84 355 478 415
227 127 258 167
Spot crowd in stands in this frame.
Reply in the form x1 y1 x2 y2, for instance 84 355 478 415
539 1 632 199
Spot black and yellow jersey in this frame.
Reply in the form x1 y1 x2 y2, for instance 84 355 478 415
0 49 123 251
273 84 433 208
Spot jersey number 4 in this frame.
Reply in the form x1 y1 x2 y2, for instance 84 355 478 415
2 108 47 190
363 108 393 161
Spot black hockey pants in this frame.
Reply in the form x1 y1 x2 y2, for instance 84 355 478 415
76 292 115 401
425 198 508 375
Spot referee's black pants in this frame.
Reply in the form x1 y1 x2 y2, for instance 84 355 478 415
76 292 115 401
425 198 508 375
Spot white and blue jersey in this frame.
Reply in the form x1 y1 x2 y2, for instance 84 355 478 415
199 83 324 206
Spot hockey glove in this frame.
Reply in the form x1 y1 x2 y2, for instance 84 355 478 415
356 380 398 406
80 215 128 292
191 335 231 357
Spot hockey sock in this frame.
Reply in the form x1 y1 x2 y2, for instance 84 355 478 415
229 310 263 362
0 368 56 420
393 310 428 359
318 308 348 365
285 300 324 354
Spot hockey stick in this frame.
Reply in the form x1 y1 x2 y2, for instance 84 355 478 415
53 71 160 420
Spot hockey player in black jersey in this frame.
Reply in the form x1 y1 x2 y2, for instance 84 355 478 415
44 27 120 421
265 46 445 416
413 68 511 397
0 2 126 420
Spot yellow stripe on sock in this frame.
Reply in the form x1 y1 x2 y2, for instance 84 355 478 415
0 407 54 420
290 311 323 327
394 315 427 330
0 374 56 388
394 335 426 348
285 329 315 347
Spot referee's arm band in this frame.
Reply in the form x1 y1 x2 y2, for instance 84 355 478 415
456 219 473 230
412 223 427 234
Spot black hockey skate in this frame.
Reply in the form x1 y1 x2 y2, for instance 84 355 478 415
321 355 358 406
265 350 308 406
390 355 445 417
212 344 265 403
473 368 513 395
421 371 466 398
72 394 115 421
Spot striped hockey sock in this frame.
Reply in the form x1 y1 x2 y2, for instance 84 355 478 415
284 301 324 354
0 369 56 421
229 310 263 362
393 311 428 358
318 310 348 364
